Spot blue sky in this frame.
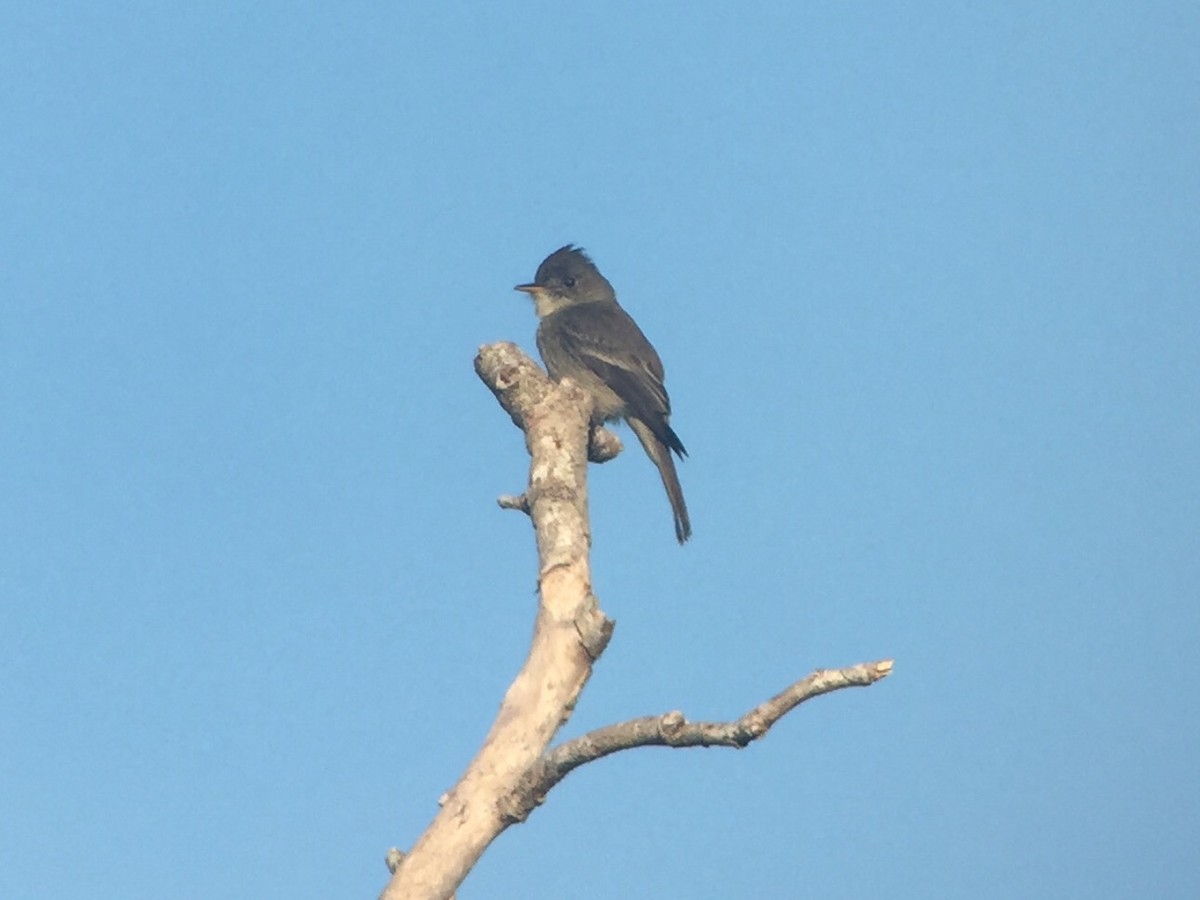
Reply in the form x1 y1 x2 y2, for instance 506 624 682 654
2 2 1197 898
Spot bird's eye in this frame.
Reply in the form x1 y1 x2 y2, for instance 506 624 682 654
563 277 576 288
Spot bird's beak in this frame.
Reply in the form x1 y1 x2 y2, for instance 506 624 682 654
514 283 539 294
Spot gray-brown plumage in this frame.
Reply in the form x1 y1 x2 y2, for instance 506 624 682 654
515 245 691 543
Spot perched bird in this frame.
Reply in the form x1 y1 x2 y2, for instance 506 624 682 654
515 245 691 543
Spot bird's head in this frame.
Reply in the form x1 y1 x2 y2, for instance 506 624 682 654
515 245 617 317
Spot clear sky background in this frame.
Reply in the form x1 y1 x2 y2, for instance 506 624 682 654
2 3 1197 898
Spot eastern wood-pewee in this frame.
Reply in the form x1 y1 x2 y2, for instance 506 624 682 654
515 245 691 544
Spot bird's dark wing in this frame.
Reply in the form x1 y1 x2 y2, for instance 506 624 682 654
552 303 687 458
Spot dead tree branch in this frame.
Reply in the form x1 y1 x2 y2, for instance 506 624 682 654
379 343 614 900
379 342 892 900
507 659 893 820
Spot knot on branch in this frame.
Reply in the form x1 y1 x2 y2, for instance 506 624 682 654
497 780 543 826
660 710 686 738
574 596 615 661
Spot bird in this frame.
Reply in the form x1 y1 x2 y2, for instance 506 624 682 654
515 244 691 543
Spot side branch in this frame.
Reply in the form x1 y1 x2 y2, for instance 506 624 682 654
507 659 893 819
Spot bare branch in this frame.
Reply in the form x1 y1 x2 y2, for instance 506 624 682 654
380 342 894 899
379 343 615 900
504 660 893 820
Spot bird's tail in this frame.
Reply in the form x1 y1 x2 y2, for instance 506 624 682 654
629 418 692 544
